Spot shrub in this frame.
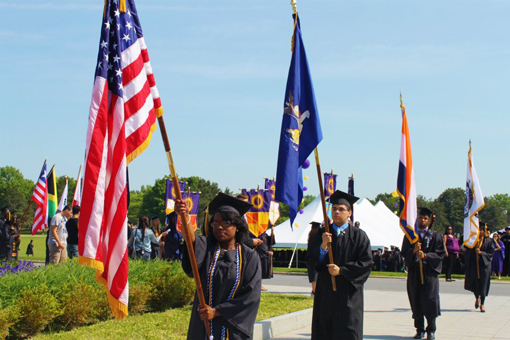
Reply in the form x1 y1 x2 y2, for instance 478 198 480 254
52 283 99 331
146 265 195 312
10 284 61 338
0 307 17 340
128 283 151 315
88 285 114 322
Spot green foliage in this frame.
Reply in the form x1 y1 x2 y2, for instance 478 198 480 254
127 190 145 224
10 284 62 338
138 175 223 228
0 166 35 227
128 283 151 315
278 194 315 223
56 176 77 208
52 283 102 331
433 188 465 234
0 307 17 340
0 260 197 338
33 294 312 340
146 262 195 311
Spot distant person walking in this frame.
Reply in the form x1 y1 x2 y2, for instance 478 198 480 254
26 240 34 256
464 228 494 313
492 233 505 280
443 226 460 282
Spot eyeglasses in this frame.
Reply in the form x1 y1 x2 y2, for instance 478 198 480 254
332 207 349 213
211 221 234 229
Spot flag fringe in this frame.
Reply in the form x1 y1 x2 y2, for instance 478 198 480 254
126 121 157 165
155 106 164 118
79 256 128 319
95 271 129 320
78 255 104 272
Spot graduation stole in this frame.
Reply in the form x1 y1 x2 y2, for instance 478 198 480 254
206 243 243 340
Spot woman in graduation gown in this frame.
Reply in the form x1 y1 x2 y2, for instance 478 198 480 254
464 227 494 313
178 193 262 340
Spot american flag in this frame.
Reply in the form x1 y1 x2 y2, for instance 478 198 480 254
78 0 162 319
31 161 48 235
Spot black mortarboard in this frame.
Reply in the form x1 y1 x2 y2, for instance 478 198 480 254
208 193 252 216
310 221 322 228
327 190 359 209
1 206 9 212
506 226 510 230
418 207 433 217
150 215 159 220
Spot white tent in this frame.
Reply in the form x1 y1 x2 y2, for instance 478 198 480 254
272 196 404 250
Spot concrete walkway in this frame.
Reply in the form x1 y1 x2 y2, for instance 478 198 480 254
263 277 510 340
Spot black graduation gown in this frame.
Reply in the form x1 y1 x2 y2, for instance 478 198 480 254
163 226 183 261
305 231 320 283
402 229 445 319
310 225 372 340
464 238 494 298
256 234 272 279
182 233 261 340
501 234 510 275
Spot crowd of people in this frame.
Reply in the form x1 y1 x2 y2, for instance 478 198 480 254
2 194 510 340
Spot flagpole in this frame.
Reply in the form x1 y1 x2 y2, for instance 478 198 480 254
156 116 209 336
314 148 337 291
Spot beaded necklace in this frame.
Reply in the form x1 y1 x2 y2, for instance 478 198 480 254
206 243 243 340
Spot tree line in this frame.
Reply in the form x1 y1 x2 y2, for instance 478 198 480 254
2 165 508 236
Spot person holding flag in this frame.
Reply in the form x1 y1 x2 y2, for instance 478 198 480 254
463 142 492 313
463 224 494 313
309 190 372 340
176 193 261 340
401 207 445 340
397 98 444 340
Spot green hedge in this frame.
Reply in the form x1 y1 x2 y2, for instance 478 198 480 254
0 259 194 339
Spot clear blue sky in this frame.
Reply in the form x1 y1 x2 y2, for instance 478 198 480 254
1 0 509 201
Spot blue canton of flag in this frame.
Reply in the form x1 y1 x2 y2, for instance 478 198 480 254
275 15 323 227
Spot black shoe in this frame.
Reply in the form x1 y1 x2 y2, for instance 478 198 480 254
413 332 425 339
427 332 435 340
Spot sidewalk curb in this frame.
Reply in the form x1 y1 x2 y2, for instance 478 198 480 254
253 308 312 340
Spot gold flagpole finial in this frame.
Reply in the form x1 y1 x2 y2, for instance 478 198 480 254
400 92 403 106
290 0 297 15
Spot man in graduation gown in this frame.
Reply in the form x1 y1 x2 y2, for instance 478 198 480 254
463 225 494 312
310 190 372 340
402 207 445 340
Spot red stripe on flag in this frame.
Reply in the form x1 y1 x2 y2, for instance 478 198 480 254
124 80 151 120
122 53 144 86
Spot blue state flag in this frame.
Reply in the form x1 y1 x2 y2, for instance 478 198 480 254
275 15 323 227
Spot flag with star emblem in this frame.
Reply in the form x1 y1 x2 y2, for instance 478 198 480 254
31 160 48 235
79 0 163 320
275 14 323 227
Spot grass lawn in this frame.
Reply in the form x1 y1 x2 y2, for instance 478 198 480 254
15 234 47 262
34 294 313 340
